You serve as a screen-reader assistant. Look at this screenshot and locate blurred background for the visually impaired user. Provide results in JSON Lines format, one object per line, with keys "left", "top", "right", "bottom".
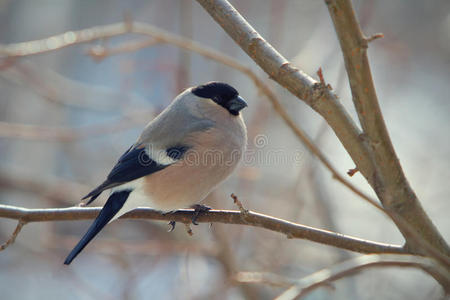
{"left": 0, "top": 0, "right": 449, "bottom": 299}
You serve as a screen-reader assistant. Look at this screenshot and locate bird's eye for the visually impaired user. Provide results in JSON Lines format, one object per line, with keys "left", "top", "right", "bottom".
{"left": 166, "top": 145, "right": 189, "bottom": 160}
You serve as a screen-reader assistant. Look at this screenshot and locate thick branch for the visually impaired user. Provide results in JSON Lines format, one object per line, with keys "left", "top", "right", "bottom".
{"left": 0, "top": 204, "right": 406, "bottom": 255}
{"left": 325, "top": 0, "right": 449, "bottom": 255}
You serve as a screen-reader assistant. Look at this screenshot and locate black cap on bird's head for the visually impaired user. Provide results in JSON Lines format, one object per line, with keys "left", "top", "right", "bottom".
{"left": 192, "top": 82, "right": 248, "bottom": 116}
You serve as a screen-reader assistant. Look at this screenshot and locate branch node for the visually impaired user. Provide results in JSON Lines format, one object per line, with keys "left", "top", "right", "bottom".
{"left": 366, "top": 33, "right": 384, "bottom": 43}
{"left": 231, "top": 193, "right": 249, "bottom": 216}
{"left": 248, "top": 37, "right": 264, "bottom": 55}
{"left": 347, "top": 167, "right": 359, "bottom": 177}
{"left": 312, "top": 68, "right": 334, "bottom": 102}
{"left": 317, "top": 67, "right": 325, "bottom": 86}
{"left": 278, "top": 62, "right": 299, "bottom": 79}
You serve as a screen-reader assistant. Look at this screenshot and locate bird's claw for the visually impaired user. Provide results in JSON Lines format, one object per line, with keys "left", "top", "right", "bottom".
{"left": 168, "top": 220, "right": 176, "bottom": 232}
{"left": 191, "top": 204, "right": 212, "bottom": 225}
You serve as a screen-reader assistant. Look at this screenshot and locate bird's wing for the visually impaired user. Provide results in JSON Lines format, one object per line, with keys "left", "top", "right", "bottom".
{"left": 82, "top": 144, "right": 189, "bottom": 204}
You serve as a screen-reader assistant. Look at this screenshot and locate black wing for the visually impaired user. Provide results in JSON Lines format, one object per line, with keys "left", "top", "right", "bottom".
{"left": 82, "top": 145, "right": 173, "bottom": 205}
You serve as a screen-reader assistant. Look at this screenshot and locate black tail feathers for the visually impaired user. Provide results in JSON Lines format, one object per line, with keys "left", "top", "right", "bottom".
{"left": 64, "top": 190, "right": 131, "bottom": 265}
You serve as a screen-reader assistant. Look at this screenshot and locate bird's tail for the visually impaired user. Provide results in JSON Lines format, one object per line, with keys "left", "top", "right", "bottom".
{"left": 64, "top": 190, "right": 131, "bottom": 265}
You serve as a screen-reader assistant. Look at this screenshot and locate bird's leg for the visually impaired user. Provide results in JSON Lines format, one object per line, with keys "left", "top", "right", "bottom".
{"left": 191, "top": 204, "right": 212, "bottom": 225}
{"left": 162, "top": 210, "right": 176, "bottom": 232}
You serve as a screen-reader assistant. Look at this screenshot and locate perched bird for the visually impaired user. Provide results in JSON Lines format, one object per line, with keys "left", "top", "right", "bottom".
{"left": 64, "top": 82, "right": 248, "bottom": 264}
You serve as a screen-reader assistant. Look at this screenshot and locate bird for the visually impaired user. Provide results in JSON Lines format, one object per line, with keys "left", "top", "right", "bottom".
{"left": 64, "top": 82, "right": 248, "bottom": 265}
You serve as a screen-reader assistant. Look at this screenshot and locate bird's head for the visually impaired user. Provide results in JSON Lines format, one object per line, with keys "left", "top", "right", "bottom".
{"left": 191, "top": 82, "right": 247, "bottom": 116}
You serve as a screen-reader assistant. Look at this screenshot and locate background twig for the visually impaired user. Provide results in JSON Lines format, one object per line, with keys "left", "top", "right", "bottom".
{"left": 275, "top": 254, "right": 450, "bottom": 300}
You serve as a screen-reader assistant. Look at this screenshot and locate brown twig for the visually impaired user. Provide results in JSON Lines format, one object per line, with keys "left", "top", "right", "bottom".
{"left": 275, "top": 254, "right": 450, "bottom": 300}
{"left": 325, "top": 0, "right": 449, "bottom": 255}
{"left": 366, "top": 33, "right": 384, "bottom": 43}
{"left": 0, "top": 204, "right": 407, "bottom": 255}
{"left": 87, "top": 38, "right": 162, "bottom": 62}
{"left": 0, "top": 170, "right": 86, "bottom": 205}
{"left": 234, "top": 272, "right": 300, "bottom": 288}
{"left": 0, "top": 109, "right": 151, "bottom": 141}
{"left": 231, "top": 193, "right": 248, "bottom": 215}
{"left": 0, "top": 61, "right": 137, "bottom": 111}
{"left": 0, "top": 219, "right": 27, "bottom": 251}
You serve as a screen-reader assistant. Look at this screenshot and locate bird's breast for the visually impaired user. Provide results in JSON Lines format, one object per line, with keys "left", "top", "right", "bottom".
{"left": 142, "top": 122, "right": 246, "bottom": 211}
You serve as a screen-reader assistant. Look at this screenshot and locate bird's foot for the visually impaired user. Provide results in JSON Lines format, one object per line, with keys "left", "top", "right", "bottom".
{"left": 162, "top": 210, "right": 176, "bottom": 232}
{"left": 191, "top": 204, "right": 212, "bottom": 225}
{"left": 168, "top": 220, "right": 176, "bottom": 232}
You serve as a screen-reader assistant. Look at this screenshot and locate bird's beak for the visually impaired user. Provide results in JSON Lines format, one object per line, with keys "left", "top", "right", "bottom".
{"left": 228, "top": 96, "right": 248, "bottom": 114}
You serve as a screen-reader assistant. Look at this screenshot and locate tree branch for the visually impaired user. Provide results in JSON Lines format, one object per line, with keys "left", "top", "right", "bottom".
{"left": 325, "top": 0, "right": 449, "bottom": 255}
{"left": 0, "top": 204, "right": 406, "bottom": 255}
{"left": 275, "top": 254, "right": 450, "bottom": 299}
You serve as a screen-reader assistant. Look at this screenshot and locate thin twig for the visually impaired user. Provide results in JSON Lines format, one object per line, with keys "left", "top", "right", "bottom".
{"left": 0, "top": 61, "right": 139, "bottom": 111}
{"left": 0, "top": 109, "right": 152, "bottom": 141}
{"left": 275, "top": 254, "right": 450, "bottom": 300}
{"left": 366, "top": 33, "right": 384, "bottom": 43}
{"left": 0, "top": 219, "right": 27, "bottom": 251}
{"left": 0, "top": 204, "right": 406, "bottom": 255}
{"left": 86, "top": 38, "right": 162, "bottom": 62}
{"left": 231, "top": 193, "right": 248, "bottom": 215}
{"left": 234, "top": 272, "right": 301, "bottom": 288}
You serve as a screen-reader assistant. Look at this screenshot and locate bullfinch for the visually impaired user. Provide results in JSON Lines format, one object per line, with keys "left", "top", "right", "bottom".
{"left": 64, "top": 82, "right": 248, "bottom": 264}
